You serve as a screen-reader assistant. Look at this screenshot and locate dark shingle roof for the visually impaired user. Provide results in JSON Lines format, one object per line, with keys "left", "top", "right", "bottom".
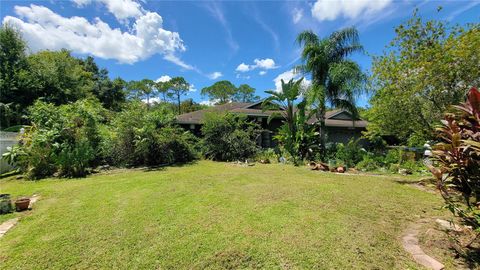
{"left": 176, "top": 102, "right": 367, "bottom": 128}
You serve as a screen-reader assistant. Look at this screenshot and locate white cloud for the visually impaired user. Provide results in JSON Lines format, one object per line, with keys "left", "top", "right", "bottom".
{"left": 273, "top": 69, "right": 311, "bottom": 92}
{"left": 189, "top": 84, "right": 197, "bottom": 92}
{"left": 155, "top": 75, "right": 171, "bottom": 83}
{"left": 163, "top": 54, "right": 194, "bottom": 70}
{"left": 311, "top": 0, "right": 392, "bottom": 21}
{"left": 259, "top": 71, "right": 267, "bottom": 76}
{"left": 254, "top": 58, "right": 277, "bottom": 69}
{"left": 236, "top": 63, "right": 250, "bottom": 72}
{"left": 72, "top": 0, "right": 144, "bottom": 21}
{"left": 235, "top": 58, "right": 278, "bottom": 73}
{"left": 208, "top": 72, "right": 222, "bottom": 80}
{"left": 292, "top": 8, "right": 303, "bottom": 24}
{"left": 200, "top": 99, "right": 219, "bottom": 106}
{"left": 142, "top": 97, "right": 162, "bottom": 104}
{"left": 3, "top": 4, "right": 186, "bottom": 65}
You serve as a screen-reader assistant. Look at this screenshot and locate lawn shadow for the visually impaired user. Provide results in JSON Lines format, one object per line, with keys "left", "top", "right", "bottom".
{"left": 393, "top": 177, "right": 438, "bottom": 193}
{"left": 141, "top": 160, "right": 198, "bottom": 172}
{"left": 462, "top": 246, "right": 480, "bottom": 269}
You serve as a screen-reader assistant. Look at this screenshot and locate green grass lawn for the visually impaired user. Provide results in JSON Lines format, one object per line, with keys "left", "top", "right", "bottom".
{"left": 0, "top": 161, "right": 444, "bottom": 269}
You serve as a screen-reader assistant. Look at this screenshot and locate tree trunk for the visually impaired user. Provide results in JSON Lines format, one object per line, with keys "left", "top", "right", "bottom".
{"left": 177, "top": 94, "right": 181, "bottom": 114}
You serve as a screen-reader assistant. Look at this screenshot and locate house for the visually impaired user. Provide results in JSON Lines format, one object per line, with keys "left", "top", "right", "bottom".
{"left": 176, "top": 101, "right": 368, "bottom": 148}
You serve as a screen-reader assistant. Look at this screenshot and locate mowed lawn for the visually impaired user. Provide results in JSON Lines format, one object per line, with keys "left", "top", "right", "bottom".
{"left": 0, "top": 161, "right": 443, "bottom": 269}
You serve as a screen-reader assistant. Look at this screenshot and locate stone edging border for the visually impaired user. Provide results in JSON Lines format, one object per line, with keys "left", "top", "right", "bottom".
{"left": 402, "top": 219, "right": 445, "bottom": 270}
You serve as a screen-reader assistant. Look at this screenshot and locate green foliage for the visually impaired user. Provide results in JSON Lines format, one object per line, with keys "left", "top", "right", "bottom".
{"left": 55, "top": 139, "right": 95, "bottom": 178}
{"left": 296, "top": 27, "right": 365, "bottom": 158}
{"left": 384, "top": 149, "right": 400, "bottom": 165}
{"left": 429, "top": 87, "right": 480, "bottom": 231}
{"left": 0, "top": 24, "right": 31, "bottom": 128}
{"left": 201, "top": 81, "right": 258, "bottom": 104}
{"left": 263, "top": 78, "right": 318, "bottom": 165}
{"left": 367, "top": 12, "right": 480, "bottom": 144}
{"left": 255, "top": 148, "right": 279, "bottom": 163}
{"left": 0, "top": 25, "right": 126, "bottom": 128}
{"left": 180, "top": 98, "right": 208, "bottom": 113}
{"left": 3, "top": 99, "right": 105, "bottom": 179}
{"left": 201, "top": 112, "right": 260, "bottom": 161}
{"left": 27, "top": 50, "right": 93, "bottom": 104}
{"left": 80, "top": 56, "right": 126, "bottom": 111}
{"left": 335, "top": 139, "right": 365, "bottom": 167}
{"left": 106, "top": 102, "right": 196, "bottom": 167}
{"left": 128, "top": 79, "right": 156, "bottom": 104}
{"left": 356, "top": 154, "right": 381, "bottom": 172}
{"left": 167, "top": 77, "right": 190, "bottom": 113}
{"left": 201, "top": 80, "right": 237, "bottom": 104}
{"left": 233, "top": 84, "right": 260, "bottom": 102}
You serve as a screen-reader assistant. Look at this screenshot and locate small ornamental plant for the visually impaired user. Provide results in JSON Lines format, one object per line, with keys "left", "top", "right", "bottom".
{"left": 428, "top": 87, "right": 480, "bottom": 235}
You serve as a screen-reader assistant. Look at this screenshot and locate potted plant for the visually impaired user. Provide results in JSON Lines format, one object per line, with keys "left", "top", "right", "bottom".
{"left": 15, "top": 197, "right": 30, "bottom": 212}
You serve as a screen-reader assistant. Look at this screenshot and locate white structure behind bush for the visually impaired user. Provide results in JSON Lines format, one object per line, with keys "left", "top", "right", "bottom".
{"left": 0, "top": 132, "right": 19, "bottom": 174}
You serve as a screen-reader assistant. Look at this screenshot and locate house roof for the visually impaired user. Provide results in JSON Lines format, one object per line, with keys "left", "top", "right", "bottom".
{"left": 176, "top": 102, "right": 367, "bottom": 128}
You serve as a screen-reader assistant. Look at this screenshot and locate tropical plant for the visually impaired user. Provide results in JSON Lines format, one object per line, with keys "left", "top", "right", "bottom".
{"left": 262, "top": 78, "right": 318, "bottom": 165}
{"left": 296, "top": 27, "right": 365, "bottom": 159}
{"left": 428, "top": 87, "right": 480, "bottom": 232}
{"left": 201, "top": 112, "right": 260, "bottom": 161}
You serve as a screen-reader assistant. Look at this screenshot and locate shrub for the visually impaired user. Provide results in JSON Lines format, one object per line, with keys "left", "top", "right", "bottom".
{"left": 384, "top": 149, "right": 400, "bottom": 165}
{"left": 255, "top": 148, "right": 278, "bottom": 163}
{"left": 201, "top": 112, "right": 260, "bottom": 161}
{"left": 108, "top": 102, "right": 196, "bottom": 166}
{"left": 335, "top": 139, "right": 365, "bottom": 167}
{"left": 356, "top": 154, "right": 380, "bottom": 171}
{"left": 323, "top": 142, "right": 338, "bottom": 161}
{"left": 4, "top": 100, "right": 199, "bottom": 179}
{"left": 428, "top": 87, "right": 480, "bottom": 231}
{"left": 55, "top": 139, "right": 95, "bottom": 177}
{"left": 3, "top": 99, "right": 105, "bottom": 179}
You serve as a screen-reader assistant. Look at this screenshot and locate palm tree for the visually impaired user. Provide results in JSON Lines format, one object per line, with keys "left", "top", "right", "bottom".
{"left": 296, "top": 27, "right": 365, "bottom": 159}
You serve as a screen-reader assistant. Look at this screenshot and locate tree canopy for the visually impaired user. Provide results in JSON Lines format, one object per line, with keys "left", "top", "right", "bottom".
{"left": 366, "top": 11, "right": 480, "bottom": 145}
{"left": 167, "top": 77, "right": 190, "bottom": 113}
{"left": 0, "top": 24, "right": 127, "bottom": 127}
{"left": 201, "top": 81, "right": 259, "bottom": 104}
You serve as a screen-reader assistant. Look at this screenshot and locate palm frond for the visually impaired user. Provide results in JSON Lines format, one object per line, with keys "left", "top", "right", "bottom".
{"left": 296, "top": 30, "right": 319, "bottom": 46}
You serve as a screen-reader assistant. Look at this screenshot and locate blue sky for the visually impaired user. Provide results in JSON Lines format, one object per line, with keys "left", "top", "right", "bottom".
{"left": 1, "top": 0, "right": 479, "bottom": 107}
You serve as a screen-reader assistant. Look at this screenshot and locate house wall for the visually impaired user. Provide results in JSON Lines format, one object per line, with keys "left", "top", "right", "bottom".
{"left": 179, "top": 119, "right": 366, "bottom": 148}
{"left": 325, "top": 127, "right": 366, "bottom": 145}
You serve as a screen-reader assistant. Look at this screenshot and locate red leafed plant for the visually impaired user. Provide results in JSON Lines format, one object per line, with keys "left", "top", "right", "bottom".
{"left": 428, "top": 87, "right": 480, "bottom": 232}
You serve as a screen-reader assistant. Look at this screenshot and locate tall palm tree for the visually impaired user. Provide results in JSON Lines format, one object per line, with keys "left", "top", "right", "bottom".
{"left": 296, "top": 27, "right": 365, "bottom": 159}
